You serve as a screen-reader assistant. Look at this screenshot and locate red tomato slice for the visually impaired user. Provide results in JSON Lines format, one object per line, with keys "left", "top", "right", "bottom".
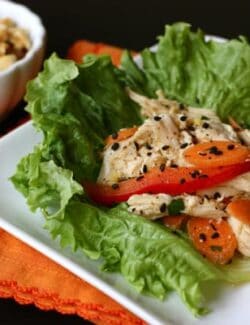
{"left": 84, "top": 161, "right": 250, "bottom": 205}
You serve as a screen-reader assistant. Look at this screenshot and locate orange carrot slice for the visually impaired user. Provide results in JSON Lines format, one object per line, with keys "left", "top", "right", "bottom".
{"left": 67, "top": 40, "right": 98, "bottom": 63}
{"left": 187, "top": 217, "right": 237, "bottom": 264}
{"left": 184, "top": 140, "right": 249, "bottom": 167}
{"left": 105, "top": 127, "right": 138, "bottom": 145}
{"left": 96, "top": 44, "right": 124, "bottom": 66}
{"left": 67, "top": 40, "right": 133, "bottom": 66}
{"left": 226, "top": 199, "right": 250, "bottom": 225}
{"left": 162, "top": 215, "right": 189, "bottom": 229}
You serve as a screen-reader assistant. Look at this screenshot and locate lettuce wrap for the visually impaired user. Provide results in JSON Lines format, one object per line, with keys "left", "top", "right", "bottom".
{"left": 11, "top": 23, "right": 250, "bottom": 316}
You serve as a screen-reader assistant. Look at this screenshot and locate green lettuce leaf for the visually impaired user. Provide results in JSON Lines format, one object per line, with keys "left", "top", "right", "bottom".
{"left": 11, "top": 147, "right": 83, "bottom": 219}
{"left": 121, "top": 22, "right": 250, "bottom": 128}
{"left": 45, "top": 202, "right": 222, "bottom": 315}
{"left": 220, "top": 256, "right": 250, "bottom": 283}
{"left": 25, "top": 53, "right": 141, "bottom": 181}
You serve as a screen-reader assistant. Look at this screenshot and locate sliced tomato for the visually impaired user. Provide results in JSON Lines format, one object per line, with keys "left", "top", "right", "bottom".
{"left": 84, "top": 161, "right": 250, "bottom": 205}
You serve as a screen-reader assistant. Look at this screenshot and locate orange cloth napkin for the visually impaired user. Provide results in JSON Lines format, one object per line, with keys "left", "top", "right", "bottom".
{"left": 0, "top": 42, "right": 145, "bottom": 325}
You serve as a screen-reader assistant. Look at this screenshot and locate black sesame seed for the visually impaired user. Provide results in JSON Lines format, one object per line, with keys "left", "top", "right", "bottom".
{"left": 201, "top": 116, "right": 209, "bottom": 120}
{"left": 227, "top": 144, "right": 235, "bottom": 150}
{"left": 190, "top": 170, "right": 200, "bottom": 178}
{"left": 202, "top": 122, "right": 210, "bottom": 129}
{"left": 209, "top": 146, "right": 217, "bottom": 153}
{"left": 213, "top": 192, "right": 221, "bottom": 200}
{"left": 147, "top": 152, "right": 152, "bottom": 156}
{"left": 209, "top": 146, "right": 223, "bottom": 156}
{"left": 111, "top": 142, "right": 120, "bottom": 151}
{"left": 180, "top": 143, "right": 188, "bottom": 149}
{"left": 179, "top": 178, "right": 186, "bottom": 184}
{"left": 142, "top": 164, "right": 148, "bottom": 173}
{"left": 160, "top": 164, "right": 166, "bottom": 172}
{"left": 199, "top": 233, "right": 207, "bottom": 242}
{"left": 111, "top": 132, "right": 118, "bottom": 139}
{"left": 154, "top": 116, "right": 161, "bottom": 121}
{"left": 145, "top": 143, "right": 153, "bottom": 150}
{"left": 179, "top": 103, "right": 186, "bottom": 110}
{"left": 134, "top": 141, "right": 139, "bottom": 150}
{"left": 180, "top": 115, "right": 187, "bottom": 121}
{"left": 162, "top": 145, "right": 170, "bottom": 150}
{"left": 136, "top": 175, "right": 144, "bottom": 181}
{"left": 211, "top": 232, "right": 220, "bottom": 239}
{"left": 111, "top": 183, "right": 119, "bottom": 189}
{"left": 170, "top": 163, "right": 178, "bottom": 168}
{"left": 160, "top": 203, "right": 167, "bottom": 213}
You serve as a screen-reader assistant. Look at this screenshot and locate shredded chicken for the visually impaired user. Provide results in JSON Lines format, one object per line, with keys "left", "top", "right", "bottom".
{"left": 127, "top": 193, "right": 226, "bottom": 220}
{"left": 223, "top": 172, "right": 250, "bottom": 193}
{"left": 197, "top": 172, "right": 250, "bottom": 200}
{"left": 128, "top": 89, "right": 238, "bottom": 143}
{"left": 99, "top": 92, "right": 242, "bottom": 185}
{"left": 239, "top": 129, "right": 250, "bottom": 146}
{"left": 128, "top": 89, "right": 181, "bottom": 117}
{"left": 228, "top": 217, "right": 250, "bottom": 257}
{"left": 98, "top": 114, "right": 191, "bottom": 184}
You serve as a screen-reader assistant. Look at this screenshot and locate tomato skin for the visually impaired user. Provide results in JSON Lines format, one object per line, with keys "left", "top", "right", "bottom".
{"left": 84, "top": 161, "right": 250, "bottom": 206}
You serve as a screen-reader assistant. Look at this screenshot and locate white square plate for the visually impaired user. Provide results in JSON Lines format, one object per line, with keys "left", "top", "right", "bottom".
{"left": 1, "top": 121, "right": 250, "bottom": 325}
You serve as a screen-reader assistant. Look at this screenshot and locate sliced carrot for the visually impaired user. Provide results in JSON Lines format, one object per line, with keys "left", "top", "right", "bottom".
{"left": 162, "top": 215, "right": 189, "bottom": 229}
{"left": 67, "top": 40, "right": 98, "bottom": 63}
{"left": 187, "top": 217, "right": 237, "bottom": 264}
{"left": 96, "top": 44, "right": 124, "bottom": 66}
{"left": 67, "top": 40, "right": 135, "bottom": 66}
{"left": 226, "top": 199, "right": 250, "bottom": 225}
{"left": 184, "top": 140, "right": 249, "bottom": 167}
{"left": 105, "top": 127, "right": 138, "bottom": 145}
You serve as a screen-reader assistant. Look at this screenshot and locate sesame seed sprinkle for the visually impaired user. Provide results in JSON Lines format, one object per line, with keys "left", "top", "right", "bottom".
{"left": 111, "top": 142, "right": 120, "bottom": 151}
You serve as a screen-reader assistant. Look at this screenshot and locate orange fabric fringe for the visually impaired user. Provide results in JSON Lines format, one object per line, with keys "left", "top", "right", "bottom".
{"left": 0, "top": 229, "right": 145, "bottom": 324}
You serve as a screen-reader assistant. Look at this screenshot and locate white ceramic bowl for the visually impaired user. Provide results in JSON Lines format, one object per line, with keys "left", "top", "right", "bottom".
{"left": 0, "top": 0, "right": 46, "bottom": 120}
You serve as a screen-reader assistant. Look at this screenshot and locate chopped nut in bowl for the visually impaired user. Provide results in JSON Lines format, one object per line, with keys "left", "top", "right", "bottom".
{"left": 0, "top": 17, "right": 31, "bottom": 71}
{"left": 0, "top": 0, "right": 46, "bottom": 120}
